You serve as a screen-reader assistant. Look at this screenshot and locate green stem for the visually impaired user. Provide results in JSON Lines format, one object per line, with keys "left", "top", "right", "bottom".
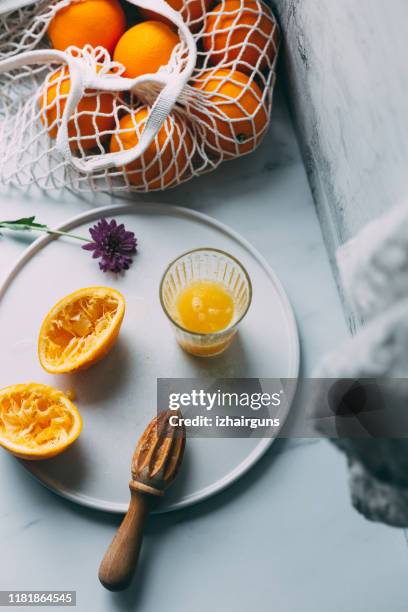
{"left": 41, "top": 227, "right": 89, "bottom": 242}
{"left": 0, "top": 223, "right": 89, "bottom": 242}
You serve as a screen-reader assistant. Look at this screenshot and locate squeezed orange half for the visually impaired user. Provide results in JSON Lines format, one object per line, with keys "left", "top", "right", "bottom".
{"left": 0, "top": 383, "right": 82, "bottom": 460}
{"left": 38, "top": 287, "right": 125, "bottom": 374}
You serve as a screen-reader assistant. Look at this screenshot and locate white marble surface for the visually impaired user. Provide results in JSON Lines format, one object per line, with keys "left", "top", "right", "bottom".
{"left": 274, "top": 0, "right": 408, "bottom": 323}
{"left": 0, "top": 86, "right": 406, "bottom": 611}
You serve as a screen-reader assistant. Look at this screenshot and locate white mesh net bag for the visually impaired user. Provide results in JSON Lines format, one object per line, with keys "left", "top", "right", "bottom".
{"left": 0, "top": 0, "right": 280, "bottom": 192}
{"left": 0, "top": 0, "right": 69, "bottom": 61}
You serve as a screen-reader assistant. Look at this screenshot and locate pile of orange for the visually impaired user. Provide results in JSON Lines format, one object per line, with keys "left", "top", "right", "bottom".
{"left": 40, "top": 0, "right": 279, "bottom": 186}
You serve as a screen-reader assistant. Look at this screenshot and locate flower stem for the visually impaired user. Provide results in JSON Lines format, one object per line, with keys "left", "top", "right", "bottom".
{"left": 41, "top": 228, "right": 89, "bottom": 242}
{"left": 0, "top": 223, "right": 89, "bottom": 242}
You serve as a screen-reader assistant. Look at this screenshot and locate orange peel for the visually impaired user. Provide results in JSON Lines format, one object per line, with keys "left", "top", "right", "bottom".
{"left": 38, "top": 287, "right": 125, "bottom": 374}
{"left": 0, "top": 383, "right": 82, "bottom": 460}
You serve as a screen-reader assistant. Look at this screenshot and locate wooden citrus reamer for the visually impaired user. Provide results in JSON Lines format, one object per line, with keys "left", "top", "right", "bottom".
{"left": 98, "top": 410, "right": 186, "bottom": 591}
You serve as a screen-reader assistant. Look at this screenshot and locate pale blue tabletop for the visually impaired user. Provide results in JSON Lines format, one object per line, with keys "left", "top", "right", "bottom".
{"left": 0, "top": 86, "right": 406, "bottom": 611}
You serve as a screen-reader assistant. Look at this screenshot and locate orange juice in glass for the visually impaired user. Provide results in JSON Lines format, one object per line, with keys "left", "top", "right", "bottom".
{"left": 160, "top": 248, "right": 252, "bottom": 357}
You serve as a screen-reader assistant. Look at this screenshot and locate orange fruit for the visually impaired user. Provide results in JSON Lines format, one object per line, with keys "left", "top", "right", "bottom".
{"left": 203, "top": 0, "right": 279, "bottom": 74}
{"left": 39, "top": 66, "right": 116, "bottom": 150}
{"left": 113, "top": 21, "right": 179, "bottom": 79}
{"left": 139, "top": 0, "right": 212, "bottom": 32}
{"left": 192, "top": 68, "right": 268, "bottom": 156}
{"left": 48, "top": 0, "right": 126, "bottom": 54}
{"left": 110, "top": 106, "right": 194, "bottom": 189}
{"left": 0, "top": 383, "right": 82, "bottom": 460}
{"left": 38, "top": 287, "right": 126, "bottom": 374}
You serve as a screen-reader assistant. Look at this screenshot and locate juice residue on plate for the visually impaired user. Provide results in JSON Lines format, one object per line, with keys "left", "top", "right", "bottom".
{"left": 176, "top": 281, "right": 234, "bottom": 334}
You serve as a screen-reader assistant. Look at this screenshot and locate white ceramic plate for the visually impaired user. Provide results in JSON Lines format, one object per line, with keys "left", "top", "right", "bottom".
{"left": 0, "top": 204, "right": 299, "bottom": 513}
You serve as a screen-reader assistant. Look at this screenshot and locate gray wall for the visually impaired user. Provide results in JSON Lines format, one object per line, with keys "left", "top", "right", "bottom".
{"left": 273, "top": 0, "right": 408, "bottom": 317}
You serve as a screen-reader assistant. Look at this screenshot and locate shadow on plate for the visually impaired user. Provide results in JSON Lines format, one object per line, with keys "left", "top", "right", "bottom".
{"left": 21, "top": 437, "right": 90, "bottom": 494}
{"left": 180, "top": 333, "right": 252, "bottom": 379}
{"left": 54, "top": 337, "right": 132, "bottom": 406}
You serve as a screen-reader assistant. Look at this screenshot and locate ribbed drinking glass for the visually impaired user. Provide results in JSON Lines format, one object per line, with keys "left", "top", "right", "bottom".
{"left": 160, "top": 248, "right": 252, "bottom": 357}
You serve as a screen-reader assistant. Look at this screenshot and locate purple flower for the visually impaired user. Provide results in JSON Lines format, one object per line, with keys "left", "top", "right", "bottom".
{"left": 82, "top": 218, "right": 137, "bottom": 273}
